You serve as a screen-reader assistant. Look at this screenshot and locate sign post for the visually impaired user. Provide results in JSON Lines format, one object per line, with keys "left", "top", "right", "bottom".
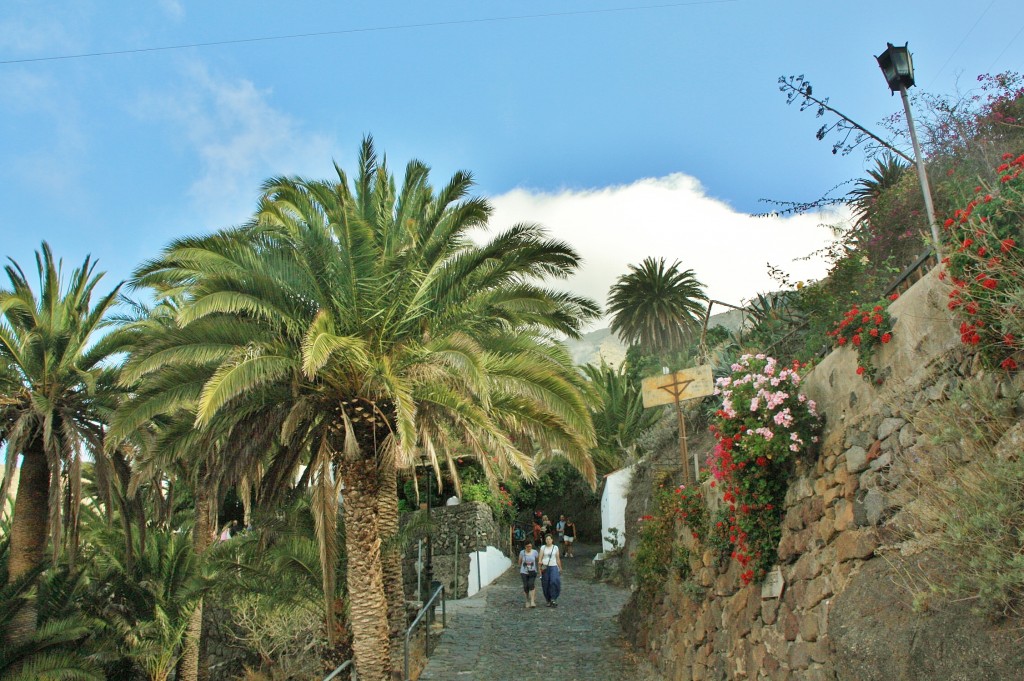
{"left": 641, "top": 365, "right": 714, "bottom": 485}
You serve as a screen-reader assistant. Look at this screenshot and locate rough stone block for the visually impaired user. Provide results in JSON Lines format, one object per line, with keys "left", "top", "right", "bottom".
{"left": 786, "top": 476, "right": 813, "bottom": 504}
{"left": 898, "top": 424, "right": 917, "bottom": 449}
{"left": 761, "top": 598, "right": 780, "bottom": 625}
{"left": 799, "top": 611, "right": 820, "bottom": 642}
{"left": 802, "top": 497, "right": 825, "bottom": 525}
{"left": 854, "top": 488, "right": 886, "bottom": 527}
{"left": 810, "top": 636, "right": 831, "bottom": 664}
{"left": 835, "top": 529, "right": 878, "bottom": 562}
{"left": 833, "top": 499, "right": 855, "bottom": 532}
{"left": 784, "top": 506, "right": 805, "bottom": 532}
{"left": 878, "top": 417, "right": 905, "bottom": 440}
{"left": 817, "top": 517, "right": 837, "bottom": 544}
{"left": 802, "top": 575, "right": 833, "bottom": 610}
{"left": 790, "top": 552, "right": 821, "bottom": 582}
{"left": 868, "top": 451, "right": 892, "bottom": 471}
{"left": 844, "top": 446, "right": 868, "bottom": 473}
{"left": 781, "top": 605, "right": 800, "bottom": 641}
{"left": 789, "top": 642, "right": 813, "bottom": 670}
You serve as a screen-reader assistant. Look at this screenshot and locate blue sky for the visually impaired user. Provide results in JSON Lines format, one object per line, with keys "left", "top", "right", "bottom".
{"left": 2, "top": 1, "right": 1023, "bottom": 323}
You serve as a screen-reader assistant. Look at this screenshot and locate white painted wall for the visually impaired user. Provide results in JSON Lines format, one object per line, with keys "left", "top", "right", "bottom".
{"left": 601, "top": 465, "right": 634, "bottom": 552}
{"left": 466, "top": 546, "right": 512, "bottom": 597}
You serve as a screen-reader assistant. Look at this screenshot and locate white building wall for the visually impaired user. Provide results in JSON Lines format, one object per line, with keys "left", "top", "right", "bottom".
{"left": 466, "top": 546, "right": 512, "bottom": 597}
{"left": 601, "top": 465, "right": 634, "bottom": 552}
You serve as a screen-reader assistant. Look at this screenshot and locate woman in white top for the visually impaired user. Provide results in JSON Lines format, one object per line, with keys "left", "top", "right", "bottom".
{"left": 539, "top": 534, "right": 563, "bottom": 607}
{"left": 518, "top": 541, "right": 539, "bottom": 608}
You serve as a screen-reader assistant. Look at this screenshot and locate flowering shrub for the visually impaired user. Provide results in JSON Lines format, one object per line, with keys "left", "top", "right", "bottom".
{"left": 632, "top": 485, "right": 682, "bottom": 602}
{"left": 941, "top": 152, "right": 1024, "bottom": 371}
{"left": 826, "top": 298, "right": 898, "bottom": 381}
{"left": 709, "top": 355, "right": 821, "bottom": 584}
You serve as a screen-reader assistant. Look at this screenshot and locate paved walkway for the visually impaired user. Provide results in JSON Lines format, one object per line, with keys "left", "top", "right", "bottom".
{"left": 418, "top": 544, "right": 643, "bottom": 681}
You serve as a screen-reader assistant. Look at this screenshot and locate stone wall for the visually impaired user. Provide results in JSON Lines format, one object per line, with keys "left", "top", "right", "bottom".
{"left": 402, "top": 500, "right": 505, "bottom": 600}
{"left": 623, "top": 268, "right": 1024, "bottom": 680}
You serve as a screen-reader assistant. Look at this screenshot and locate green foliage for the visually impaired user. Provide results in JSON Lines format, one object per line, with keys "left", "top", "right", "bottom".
{"left": 582, "top": 360, "right": 660, "bottom": 476}
{"left": 461, "top": 481, "right": 516, "bottom": 525}
{"left": 608, "top": 257, "right": 708, "bottom": 355}
{"left": 631, "top": 485, "right": 678, "bottom": 602}
{"left": 0, "top": 533, "right": 103, "bottom": 680}
{"left": 511, "top": 458, "right": 598, "bottom": 515}
{"left": 826, "top": 298, "right": 897, "bottom": 381}
{"left": 943, "top": 153, "right": 1024, "bottom": 371}
{"left": 900, "top": 374, "right": 1024, "bottom": 619}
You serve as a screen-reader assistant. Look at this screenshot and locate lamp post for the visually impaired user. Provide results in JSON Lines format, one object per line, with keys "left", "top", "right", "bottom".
{"left": 876, "top": 42, "right": 942, "bottom": 257}
{"left": 420, "top": 455, "right": 434, "bottom": 602}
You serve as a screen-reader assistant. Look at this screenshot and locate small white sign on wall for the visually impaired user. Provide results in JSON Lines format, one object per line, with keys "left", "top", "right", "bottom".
{"left": 761, "top": 566, "right": 785, "bottom": 599}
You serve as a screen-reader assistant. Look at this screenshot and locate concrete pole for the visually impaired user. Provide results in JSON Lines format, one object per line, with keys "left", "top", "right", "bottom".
{"left": 900, "top": 84, "right": 942, "bottom": 258}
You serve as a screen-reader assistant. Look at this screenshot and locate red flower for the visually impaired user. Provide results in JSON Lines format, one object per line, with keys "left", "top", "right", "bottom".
{"left": 1000, "top": 357, "right": 1018, "bottom": 371}
{"left": 869, "top": 328, "right": 879, "bottom": 337}
{"left": 1002, "top": 238, "right": 1016, "bottom": 253}
{"left": 1004, "top": 333, "right": 1016, "bottom": 346}
{"left": 856, "top": 366, "right": 865, "bottom": 375}
{"left": 852, "top": 334, "right": 862, "bottom": 346}
{"left": 881, "top": 333, "right": 892, "bottom": 344}
{"left": 982, "top": 279, "right": 998, "bottom": 290}
{"left": 888, "top": 293, "right": 900, "bottom": 301}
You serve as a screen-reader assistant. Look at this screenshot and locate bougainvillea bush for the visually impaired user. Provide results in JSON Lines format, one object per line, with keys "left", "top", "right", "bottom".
{"left": 709, "top": 355, "right": 821, "bottom": 584}
{"left": 942, "top": 152, "right": 1024, "bottom": 371}
{"left": 826, "top": 297, "right": 898, "bottom": 381}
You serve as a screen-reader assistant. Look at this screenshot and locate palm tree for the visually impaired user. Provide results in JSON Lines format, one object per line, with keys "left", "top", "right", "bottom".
{"left": 125, "top": 137, "right": 599, "bottom": 681}
{"left": 607, "top": 257, "right": 708, "bottom": 355}
{"left": 0, "top": 243, "right": 123, "bottom": 647}
{"left": 847, "top": 153, "right": 910, "bottom": 229}
{"left": 581, "top": 361, "right": 659, "bottom": 477}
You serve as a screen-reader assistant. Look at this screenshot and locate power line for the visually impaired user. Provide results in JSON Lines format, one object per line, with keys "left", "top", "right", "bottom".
{"left": 988, "top": 22, "right": 1024, "bottom": 72}
{"left": 929, "top": 0, "right": 996, "bottom": 85}
{"left": 0, "top": 0, "right": 738, "bottom": 66}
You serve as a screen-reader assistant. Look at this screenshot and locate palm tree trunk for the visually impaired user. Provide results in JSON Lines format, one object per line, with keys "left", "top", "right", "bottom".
{"left": 176, "top": 485, "right": 215, "bottom": 681}
{"left": 341, "top": 457, "right": 391, "bottom": 681}
{"left": 4, "top": 444, "right": 49, "bottom": 647}
{"left": 377, "top": 459, "right": 405, "bottom": 667}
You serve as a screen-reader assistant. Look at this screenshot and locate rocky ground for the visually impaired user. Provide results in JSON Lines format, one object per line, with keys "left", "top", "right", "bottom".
{"left": 416, "top": 543, "right": 662, "bottom": 681}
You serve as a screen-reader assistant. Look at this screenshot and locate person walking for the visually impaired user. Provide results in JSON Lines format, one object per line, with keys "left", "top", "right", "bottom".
{"left": 518, "top": 541, "right": 539, "bottom": 608}
{"left": 539, "top": 534, "right": 563, "bottom": 607}
{"left": 555, "top": 515, "right": 567, "bottom": 544}
{"left": 562, "top": 517, "right": 577, "bottom": 558}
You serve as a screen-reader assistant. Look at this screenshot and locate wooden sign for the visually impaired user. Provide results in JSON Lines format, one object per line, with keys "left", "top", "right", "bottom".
{"left": 641, "top": 365, "right": 714, "bottom": 408}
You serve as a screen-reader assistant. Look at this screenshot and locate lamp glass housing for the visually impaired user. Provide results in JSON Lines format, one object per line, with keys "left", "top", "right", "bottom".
{"left": 877, "top": 42, "right": 915, "bottom": 91}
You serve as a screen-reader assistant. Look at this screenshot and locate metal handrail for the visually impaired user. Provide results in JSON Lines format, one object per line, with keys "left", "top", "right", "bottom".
{"left": 404, "top": 583, "right": 447, "bottom": 681}
{"left": 883, "top": 247, "right": 937, "bottom": 298}
{"left": 323, "top": 659, "right": 356, "bottom": 681}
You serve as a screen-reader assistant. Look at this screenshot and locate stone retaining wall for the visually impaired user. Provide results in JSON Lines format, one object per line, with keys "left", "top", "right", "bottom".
{"left": 624, "top": 268, "right": 1024, "bottom": 680}
{"left": 402, "top": 500, "right": 504, "bottom": 600}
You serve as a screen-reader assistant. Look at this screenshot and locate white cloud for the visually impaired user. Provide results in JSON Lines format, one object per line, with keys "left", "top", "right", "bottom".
{"left": 136, "top": 62, "right": 336, "bottom": 226}
{"left": 487, "top": 175, "right": 848, "bottom": 327}
{"left": 158, "top": 0, "right": 185, "bottom": 20}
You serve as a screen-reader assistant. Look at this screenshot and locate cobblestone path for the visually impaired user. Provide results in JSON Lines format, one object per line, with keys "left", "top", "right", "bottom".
{"left": 418, "top": 544, "right": 643, "bottom": 681}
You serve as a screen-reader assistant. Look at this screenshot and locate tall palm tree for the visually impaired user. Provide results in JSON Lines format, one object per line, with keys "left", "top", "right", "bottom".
{"left": 125, "top": 137, "right": 599, "bottom": 681}
{"left": 0, "top": 243, "right": 123, "bottom": 647}
{"left": 607, "top": 257, "right": 708, "bottom": 355}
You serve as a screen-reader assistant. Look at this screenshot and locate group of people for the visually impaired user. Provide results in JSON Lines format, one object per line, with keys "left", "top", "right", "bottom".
{"left": 517, "top": 512, "right": 578, "bottom": 608}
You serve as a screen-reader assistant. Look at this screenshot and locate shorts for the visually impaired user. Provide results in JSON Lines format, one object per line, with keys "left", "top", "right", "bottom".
{"left": 563, "top": 536, "right": 575, "bottom": 543}
{"left": 521, "top": 571, "right": 537, "bottom": 591}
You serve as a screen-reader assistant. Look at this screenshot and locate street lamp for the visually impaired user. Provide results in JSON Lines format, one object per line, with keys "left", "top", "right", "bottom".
{"left": 420, "top": 454, "right": 434, "bottom": 602}
{"left": 876, "top": 42, "right": 942, "bottom": 257}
